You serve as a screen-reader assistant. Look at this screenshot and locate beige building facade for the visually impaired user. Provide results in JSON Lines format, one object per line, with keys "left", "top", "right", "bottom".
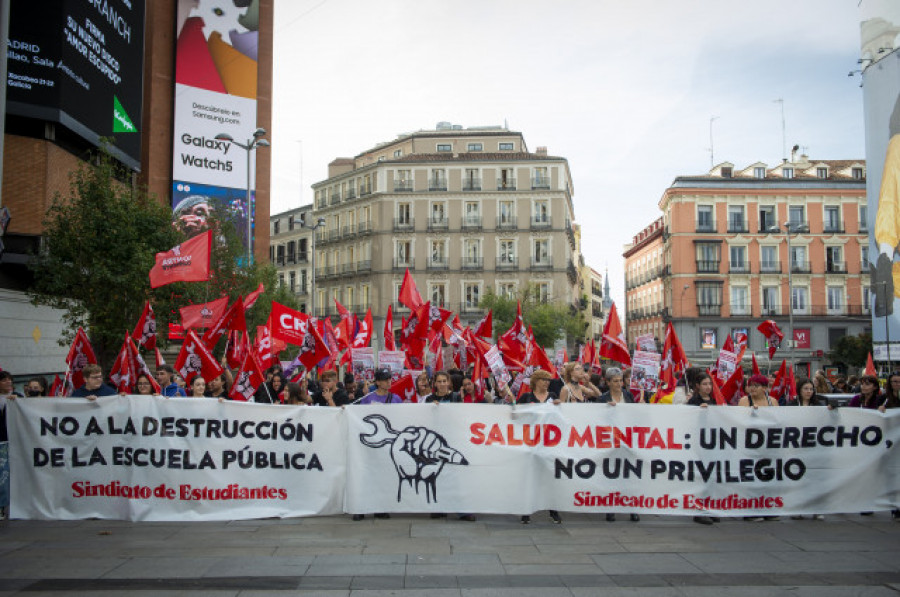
{"left": 270, "top": 205, "right": 314, "bottom": 311}
{"left": 308, "top": 124, "right": 582, "bottom": 343}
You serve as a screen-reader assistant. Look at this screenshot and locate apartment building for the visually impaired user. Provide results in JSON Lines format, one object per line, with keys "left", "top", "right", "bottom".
{"left": 270, "top": 204, "right": 314, "bottom": 312}
{"left": 308, "top": 123, "right": 582, "bottom": 340}
{"left": 625, "top": 155, "right": 870, "bottom": 375}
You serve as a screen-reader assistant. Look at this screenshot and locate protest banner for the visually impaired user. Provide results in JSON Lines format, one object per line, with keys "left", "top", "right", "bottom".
{"left": 350, "top": 348, "right": 376, "bottom": 383}
{"left": 630, "top": 351, "right": 661, "bottom": 393}
{"left": 377, "top": 350, "right": 406, "bottom": 381}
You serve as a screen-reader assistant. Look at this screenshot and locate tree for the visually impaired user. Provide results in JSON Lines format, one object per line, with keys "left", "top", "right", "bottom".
{"left": 480, "top": 286, "right": 587, "bottom": 348}
{"left": 828, "top": 332, "right": 872, "bottom": 371}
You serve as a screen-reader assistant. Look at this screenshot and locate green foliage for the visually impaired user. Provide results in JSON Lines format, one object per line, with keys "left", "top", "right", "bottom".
{"left": 479, "top": 285, "right": 587, "bottom": 348}
{"left": 828, "top": 332, "right": 872, "bottom": 370}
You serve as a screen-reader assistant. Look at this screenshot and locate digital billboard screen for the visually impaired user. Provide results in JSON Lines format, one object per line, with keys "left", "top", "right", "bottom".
{"left": 6, "top": 0, "right": 145, "bottom": 170}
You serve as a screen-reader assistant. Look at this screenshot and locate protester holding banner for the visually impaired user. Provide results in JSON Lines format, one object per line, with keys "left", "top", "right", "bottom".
{"left": 133, "top": 374, "right": 159, "bottom": 396}
{"left": 359, "top": 369, "right": 402, "bottom": 405}
{"left": 254, "top": 372, "right": 285, "bottom": 404}
{"left": 71, "top": 365, "right": 117, "bottom": 400}
{"left": 156, "top": 365, "right": 186, "bottom": 397}
{"left": 427, "top": 371, "right": 459, "bottom": 403}
{"left": 848, "top": 375, "right": 885, "bottom": 409}
{"left": 559, "top": 362, "right": 600, "bottom": 403}
{"left": 0, "top": 371, "right": 20, "bottom": 520}
{"left": 883, "top": 373, "right": 900, "bottom": 412}
{"left": 312, "top": 371, "right": 350, "bottom": 406}
{"left": 189, "top": 377, "right": 207, "bottom": 398}
{"left": 738, "top": 375, "right": 778, "bottom": 408}
{"left": 204, "top": 374, "right": 230, "bottom": 400}
{"left": 343, "top": 374, "right": 365, "bottom": 401}
{"left": 518, "top": 370, "right": 558, "bottom": 405}
{"left": 24, "top": 377, "right": 47, "bottom": 397}
{"left": 281, "top": 382, "right": 310, "bottom": 406}
{"left": 414, "top": 372, "right": 432, "bottom": 403}
{"left": 598, "top": 367, "right": 636, "bottom": 406}
{"left": 790, "top": 378, "right": 826, "bottom": 408}
{"left": 687, "top": 372, "right": 717, "bottom": 408}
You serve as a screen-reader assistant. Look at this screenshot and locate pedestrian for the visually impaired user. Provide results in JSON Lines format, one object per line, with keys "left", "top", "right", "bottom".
{"left": 517, "top": 369, "right": 562, "bottom": 525}
{"left": 352, "top": 368, "right": 400, "bottom": 521}
{"left": 0, "top": 371, "right": 22, "bottom": 520}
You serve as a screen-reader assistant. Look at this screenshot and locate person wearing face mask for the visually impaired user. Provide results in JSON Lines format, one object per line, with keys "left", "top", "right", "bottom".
{"left": 24, "top": 377, "right": 47, "bottom": 397}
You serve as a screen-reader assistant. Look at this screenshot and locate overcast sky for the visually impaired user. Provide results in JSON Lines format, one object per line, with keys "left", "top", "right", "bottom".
{"left": 269, "top": 0, "right": 866, "bottom": 309}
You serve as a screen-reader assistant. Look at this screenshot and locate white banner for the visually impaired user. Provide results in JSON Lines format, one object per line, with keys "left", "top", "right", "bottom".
{"left": 8, "top": 397, "right": 346, "bottom": 521}
{"left": 9, "top": 401, "right": 900, "bottom": 520}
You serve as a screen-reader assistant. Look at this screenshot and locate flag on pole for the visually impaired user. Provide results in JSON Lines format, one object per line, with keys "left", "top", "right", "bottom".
{"left": 384, "top": 305, "right": 396, "bottom": 350}
{"left": 65, "top": 327, "right": 97, "bottom": 390}
{"left": 398, "top": 268, "right": 424, "bottom": 310}
{"left": 149, "top": 230, "right": 212, "bottom": 288}
{"left": 599, "top": 302, "right": 631, "bottom": 366}
{"left": 174, "top": 329, "right": 223, "bottom": 385}
{"left": 131, "top": 301, "right": 157, "bottom": 351}
{"left": 757, "top": 320, "right": 784, "bottom": 360}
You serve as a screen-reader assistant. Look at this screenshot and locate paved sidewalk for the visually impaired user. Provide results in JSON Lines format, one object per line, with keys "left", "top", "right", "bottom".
{"left": 1, "top": 512, "right": 899, "bottom": 596}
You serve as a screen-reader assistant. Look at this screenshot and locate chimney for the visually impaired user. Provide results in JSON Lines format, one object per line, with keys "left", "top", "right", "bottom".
{"left": 536, "top": 146, "right": 547, "bottom": 156}
{"left": 790, "top": 144, "right": 799, "bottom": 163}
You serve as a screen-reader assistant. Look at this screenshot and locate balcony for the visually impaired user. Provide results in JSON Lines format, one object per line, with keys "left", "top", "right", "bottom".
{"left": 496, "top": 216, "right": 518, "bottom": 230}
{"left": 356, "top": 260, "right": 371, "bottom": 272}
{"left": 826, "top": 261, "right": 848, "bottom": 274}
{"left": 346, "top": 189, "right": 357, "bottom": 200}
{"left": 339, "top": 262, "right": 356, "bottom": 275}
{"left": 729, "top": 303, "right": 751, "bottom": 316}
{"left": 497, "top": 178, "right": 517, "bottom": 191}
{"left": 462, "top": 257, "right": 484, "bottom": 270}
{"left": 496, "top": 257, "right": 518, "bottom": 271}
{"left": 530, "top": 216, "right": 551, "bottom": 230}
{"left": 727, "top": 222, "right": 748, "bottom": 234}
{"left": 429, "top": 179, "right": 448, "bottom": 192}
{"left": 427, "top": 259, "right": 449, "bottom": 271}
{"left": 695, "top": 224, "right": 716, "bottom": 233}
{"left": 787, "top": 219, "right": 808, "bottom": 231}
{"left": 360, "top": 184, "right": 372, "bottom": 196}
{"left": 532, "top": 177, "right": 550, "bottom": 190}
{"left": 530, "top": 258, "right": 553, "bottom": 271}
{"left": 696, "top": 260, "right": 720, "bottom": 273}
{"left": 275, "top": 255, "right": 285, "bottom": 266}
{"left": 565, "top": 222, "right": 576, "bottom": 249}
{"left": 357, "top": 221, "right": 373, "bottom": 235}
{"left": 314, "top": 230, "right": 327, "bottom": 244}
{"left": 329, "top": 193, "right": 341, "bottom": 206}
{"left": 760, "top": 306, "right": 782, "bottom": 317}
{"left": 393, "top": 218, "right": 415, "bottom": 232}
{"left": 567, "top": 260, "right": 578, "bottom": 285}
{"left": 823, "top": 223, "right": 844, "bottom": 234}
{"left": 462, "top": 216, "right": 482, "bottom": 231}
{"left": 759, "top": 262, "right": 782, "bottom": 274}
{"left": 790, "top": 261, "right": 812, "bottom": 274}
{"left": 394, "top": 180, "right": 414, "bottom": 192}
{"left": 698, "top": 304, "right": 722, "bottom": 316}
{"left": 460, "top": 301, "right": 482, "bottom": 313}
{"left": 463, "top": 178, "right": 482, "bottom": 191}
{"left": 428, "top": 218, "right": 449, "bottom": 232}
{"left": 729, "top": 262, "right": 750, "bottom": 274}
{"left": 341, "top": 224, "right": 355, "bottom": 237}
{"left": 392, "top": 258, "right": 414, "bottom": 272}
{"left": 295, "top": 285, "right": 309, "bottom": 297}
{"left": 297, "top": 253, "right": 309, "bottom": 264}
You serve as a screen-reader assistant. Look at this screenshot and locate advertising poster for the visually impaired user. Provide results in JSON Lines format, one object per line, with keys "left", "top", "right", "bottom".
{"left": 6, "top": 0, "right": 145, "bottom": 169}
{"left": 701, "top": 328, "right": 717, "bottom": 350}
{"left": 172, "top": 0, "right": 261, "bottom": 251}
{"left": 630, "top": 350, "right": 660, "bottom": 393}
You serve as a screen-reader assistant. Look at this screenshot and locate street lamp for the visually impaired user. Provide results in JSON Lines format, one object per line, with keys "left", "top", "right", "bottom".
{"left": 302, "top": 215, "right": 326, "bottom": 317}
{"left": 214, "top": 128, "right": 269, "bottom": 266}
{"left": 771, "top": 221, "right": 808, "bottom": 371}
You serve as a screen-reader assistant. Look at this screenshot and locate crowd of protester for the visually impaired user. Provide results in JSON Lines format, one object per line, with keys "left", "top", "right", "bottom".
{"left": 0, "top": 360, "right": 897, "bottom": 523}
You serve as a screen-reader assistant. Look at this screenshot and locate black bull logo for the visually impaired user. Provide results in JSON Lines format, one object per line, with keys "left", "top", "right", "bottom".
{"left": 359, "top": 414, "right": 468, "bottom": 503}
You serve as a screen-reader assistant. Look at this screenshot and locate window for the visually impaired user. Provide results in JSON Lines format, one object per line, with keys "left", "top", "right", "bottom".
{"left": 721, "top": 166, "right": 733, "bottom": 178}
{"left": 467, "top": 143, "right": 483, "bottom": 152}
{"left": 695, "top": 242, "right": 719, "bottom": 273}
{"left": 396, "top": 240, "right": 412, "bottom": 265}
{"left": 791, "top": 287, "right": 809, "bottom": 314}
{"left": 278, "top": 273, "right": 285, "bottom": 287}
{"left": 289, "top": 272, "right": 296, "bottom": 292}
{"left": 464, "top": 283, "right": 481, "bottom": 309}
{"left": 696, "top": 205, "right": 714, "bottom": 232}
{"left": 535, "top": 283, "right": 550, "bottom": 303}
{"left": 762, "top": 286, "right": 779, "bottom": 315}
{"left": 817, "top": 167, "right": 828, "bottom": 178}
{"left": 345, "top": 287, "right": 354, "bottom": 309}
{"left": 783, "top": 167, "right": 794, "bottom": 179}
{"left": 730, "top": 286, "right": 748, "bottom": 315}
{"left": 436, "top": 144, "right": 451, "bottom": 152}
{"left": 862, "top": 245, "right": 870, "bottom": 268}
{"left": 288, "top": 216, "right": 295, "bottom": 231}
{"left": 431, "top": 202, "right": 446, "bottom": 223}
{"left": 534, "top": 239, "right": 550, "bottom": 264}
{"left": 430, "top": 168, "right": 447, "bottom": 191}
{"left": 498, "top": 167, "right": 515, "bottom": 190}
{"left": 754, "top": 167, "right": 766, "bottom": 179}
{"left": 397, "top": 202, "right": 411, "bottom": 226}
{"left": 273, "top": 219, "right": 280, "bottom": 235}
{"left": 430, "top": 240, "right": 447, "bottom": 266}
{"left": 499, "top": 142, "right": 514, "bottom": 151}
{"left": 533, "top": 200, "right": 549, "bottom": 225}
{"left": 393, "top": 149, "right": 402, "bottom": 158}
{"left": 852, "top": 167, "right": 864, "bottom": 180}
{"left": 463, "top": 239, "right": 481, "bottom": 268}
{"left": 790, "top": 246, "right": 808, "bottom": 272}
{"left": 361, "top": 285, "right": 370, "bottom": 308}
{"left": 788, "top": 206, "right": 805, "bottom": 228}
{"left": 464, "top": 168, "right": 481, "bottom": 191}
{"left": 499, "top": 239, "right": 516, "bottom": 266}
{"left": 760, "top": 246, "right": 778, "bottom": 272}
{"left": 276, "top": 244, "right": 285, "bottom": 265}
{"left": 464, "top": 201, "right": 481, "bottom": 227}
{"left": 828, "top": 327, "right": 848, "bottom": 349}
{"left": 300, "top": 269, "right": 308, "bottom": 293}
{"left": 759, "top": 205, "right": 775, "bottom": 232}
{"left": 533, "top": 166, "right": 549, "bottom": 189}
{"left": 696, "top": 282, "right": 722, "bottom": 316}
{"left": 827, "top": 286, "right": 844, "bottom": 313}
{"left": 863, "top": 287, "right": 871, "bottom": 313}
{"left": 729, "top": 245, "right": 747, "bottom": 272}
{"left": 826, "top": 246, "right": 844, "bottom": 272}
{"left": 499, "top": 201, "right": 515, "bottom": 227}
{"left": 287, "top": 240, "right": 296, "bottom": 263}
{"left": 498, "top": 282, "right": 516, "bottom": 299}
{"left": 395, "top": 169, "right": 412, "bottom": 191}
{"left": 431, "top": 283, "right": 446, "bottom": 307}
{"left": 824, "top": 206, "right": 841, "bottom": 232}
{"left": 727, "top": 206, "right": 745, "bottom": 232}
{"left": 860, "top": 206, "right": 868, "bottom": 232}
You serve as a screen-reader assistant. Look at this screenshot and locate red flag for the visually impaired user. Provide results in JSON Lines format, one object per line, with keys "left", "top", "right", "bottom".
{"left": 786, "top": 364, "right": 798, "bottom": 401}
{"left": 400, "top": 302, "right": 430, "bottom": 362}
{"left": 225, "top": 330, "right": 249, "bottom": 370}
{"left": 499, "top": 302, "right": 528, "bottom": 363}
{"left": 243, "top": 283, "right": 265, "bottom": 311}
{"left": 865, "top": 353, "right": 877, "bottom": 376}
{"left": 474, "top": 310, "right": 493, "bottom": 339}
{"left": 334, "top": 298, "right": 351, "bottom": 321}
{"left": 399, "top": 268, "right": 424, "bottom": 310}
{"left": 130, "top": 338, "right": 161, "bottom": 393}
{"left": 131, "top": 301, "right": 157, "bottom": 351}
{"left": 527, "top": 335, "right": 557, "bottom": 377}
{"left": 434, "top": 345, "right": 445, "bottom": 371}
{"left": 230, "top": 351, "right": 265, "bottom": 402}
{"left": 180, "top": 296, "right": 229, "bottom": 330}
{"left": 661, "top": 322, "right": 689, "bottom": 377}
{"left": 149, "top": 229, "right": 212, "bottom": 288}
{"left": 351, "top": 309, "right": 374, "bottom": 348}
{"left": 757, "top": 320, "right": 784, "bottom": 360}
{"left": 721, "top": 366, "right": 745, "bottom": 406}
{"left": 390, "top": 373, "right": 417, "bottom": 403}
{"left": 733, "top": 331, "right": 748, "bottom": 359}
{"left": 201, "top": 296, "right": 246, "bottom": 350}
{"left": 270, "top": 301, "right": 314, "bottom": 346}
{"left": 110, "top": 333, "right": 137, "bottom": 393}
{"left": 49, "top": 374, "right": 63, "bottom": 397}
{"left": 155, "top": 346, "right": 166, "bottom": 369}
{"left": 599, "top": 303, "right": 631, "bottom": 366}
{"left": 65, "top": 327, "right": 97, "bottom": 390}
{"left": 751, "top": 352, "right": 761, "bottom": 375}
{"left": 384, "top": 305, "right": 396, "bottom": 350}
{"left": 296, "top": 322, "right": 331, "bottom": 370}
{"left": 174, "top": 330, "right": 223, "bottom": 385}
{"left": 769, "top": 360, "right": 788, "bottom": 400}
{"left": 707, "top": 370, "right": 727, "bottom": 406}
{"left": 255, "top": 325, "right": 275, "bottom": 369}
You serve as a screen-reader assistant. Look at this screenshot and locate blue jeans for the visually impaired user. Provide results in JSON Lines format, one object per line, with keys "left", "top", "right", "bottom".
{"left": 0, "top": 442, "right": 9, "bottom": 508}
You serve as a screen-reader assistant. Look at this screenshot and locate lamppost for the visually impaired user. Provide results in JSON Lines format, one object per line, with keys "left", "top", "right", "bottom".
{"left": 772, "top": 221, "right": 808, "bottom": 370}
{"left": 214, "top": 128, "right": 269, "bottom": 266}
{"left": 302, "top": 215, "right": 326, "bottom": 317}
